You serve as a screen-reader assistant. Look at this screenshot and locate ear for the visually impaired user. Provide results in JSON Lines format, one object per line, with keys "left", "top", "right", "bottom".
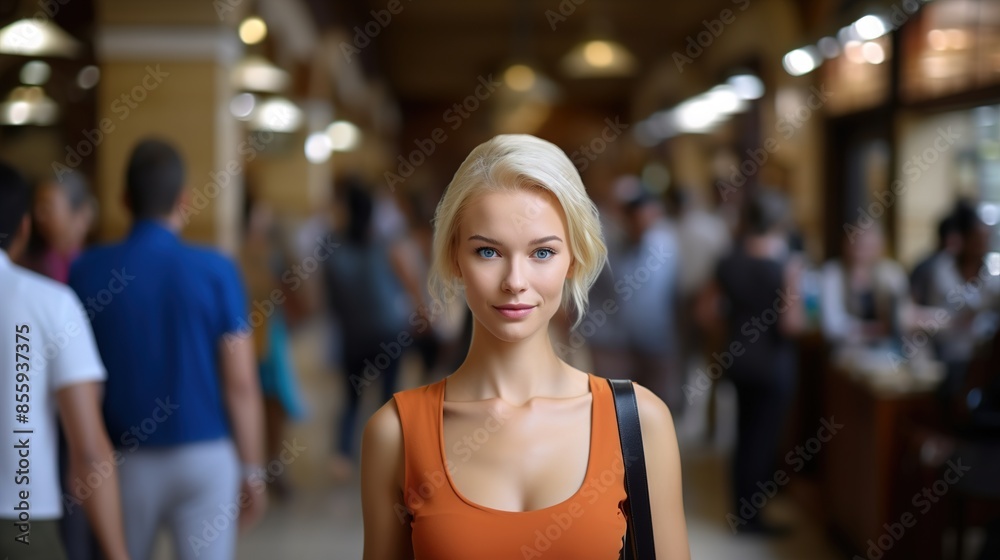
{"left": 177, "top": 187, "right": 192, "bottom": 210}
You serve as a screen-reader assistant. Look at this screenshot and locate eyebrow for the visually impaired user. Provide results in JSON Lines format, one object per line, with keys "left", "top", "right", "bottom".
{"left": 467, "top": 234, "right": 563, "bottom": 246}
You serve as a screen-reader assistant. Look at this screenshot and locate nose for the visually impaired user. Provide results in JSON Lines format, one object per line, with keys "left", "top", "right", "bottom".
{"left": 501, "top": 260, "right": 527, "bottom": 295}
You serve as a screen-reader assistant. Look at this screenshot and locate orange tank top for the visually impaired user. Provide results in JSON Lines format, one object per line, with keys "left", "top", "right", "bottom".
{"left": 392, "top": 372, "right": 628, "bottom": 559}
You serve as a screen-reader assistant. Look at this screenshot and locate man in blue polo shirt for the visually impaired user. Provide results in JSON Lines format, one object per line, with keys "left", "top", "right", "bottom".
{"left": 69, "top": 138, "right": 266, "bottom": 560}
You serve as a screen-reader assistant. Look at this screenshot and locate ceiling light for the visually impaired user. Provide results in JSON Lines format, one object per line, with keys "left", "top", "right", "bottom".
{"left": 673, "top": 97, "right": 722, "bottom": 133}
{"left": 861, "top": 41, "right": 886, "bottom": 64}
{"left": 979, "top": 202, "right": 999, "bottom": 226}
{"left": 0, "top": 86, "right": 58, "bottom": 125}
{"left": 706, "top": 85, "right": 746, "bottom": 114}
{"left": 326, "top": 120, "right": 360, "bottom": 151}
{"left": 239, "top": 17, "right": 267, "bottom": 45}
{"left": 561, "top": 39, "right": 636, "bottom": 78}
{"left": 20, "top": 61, "right": 50, "bottom": 85}
{"left": 504, "top": 64, "right": 537, "bottom": 92}
{"left": 250, "top": 97, "right": 301, "bottom": 132}
{"left": 229, "top": 93, "right": 256, "bottom": 120}
{"left": 305, "top": 132, "right": 332, "bottom": 163}
{"left": 0, "top": 19, "right": 80, "bottom": 57}
{"left": 986, "top": 252, "right": 999, "bottom": 276}
{"left": 783, "top": 47, "right": 820, "bottom": 76}
{"left": 854, "top": 15, "right": 888, "bottom": 41}
{"left": 76, "top": 65, "right": 100, "bottom": 89}
{"left": 232, "top": 56, "right": 289, "bottom": 93}
{"left": 726, "top": 74, "right": 764, "bottom": 100}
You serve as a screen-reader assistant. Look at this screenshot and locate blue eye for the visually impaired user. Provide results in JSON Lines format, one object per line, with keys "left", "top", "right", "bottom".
{"left": 475, "top": 247, "right": 498, "bottom": 259}
{"left": 535, "top": 248, "right": 555, "bottom": 260}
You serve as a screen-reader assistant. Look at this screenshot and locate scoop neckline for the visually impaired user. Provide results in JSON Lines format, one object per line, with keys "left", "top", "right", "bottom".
{"left": 436, "top": 372, "right": 598, "bottom": 515}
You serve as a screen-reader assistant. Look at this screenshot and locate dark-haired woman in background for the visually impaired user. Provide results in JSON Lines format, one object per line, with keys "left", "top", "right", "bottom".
{"left": 21, "top": 171, "right": 96, "bottom": 283}
{"left": 322, "top": 177, "right": 417, "bottom": 483}
{"left": 698, "top": 190, "right": 806, "bottom": 536}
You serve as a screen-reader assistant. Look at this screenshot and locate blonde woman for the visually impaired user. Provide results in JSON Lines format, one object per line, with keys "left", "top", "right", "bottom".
{"left": 360, "top": 135, "right": 689, "bottom": 559}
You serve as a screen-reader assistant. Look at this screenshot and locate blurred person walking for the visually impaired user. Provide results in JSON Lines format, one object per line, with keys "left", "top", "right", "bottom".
{"left": 667, "top": 185, "right": 733, "bottom": 435}
{"left": 15, "top": 170, "right": 105, "bottom": 560}
{"left": 820, "top": 223, "right": 910, "bottom": 351}
{"left": 68, "top": 139, "right": 267, "bottom": 560}
{"left": 701, "top": 190, "right": 806, "bottom": 536}
{"left": 321, "top": 176, "right": 415, "bottom": 482}
{"left": 925, "top": 200, "right": 1000, "bottom": 402}
{"left": 20, "top": 170, "right": 96, "bottom": 283}
{"left": 0, "top": 162, "right": 129, "bottom": 560}
{"left": 399, "top": 189, "right": 466, "bottom": 383}
{"left": 910, "top": 210, "right": 963, "bottom": 306}
{"left": 590, "top": 177, "right": 684, "bottom": 414}
{"left": 239, "top": 197, "right": 307, "bottom": 500}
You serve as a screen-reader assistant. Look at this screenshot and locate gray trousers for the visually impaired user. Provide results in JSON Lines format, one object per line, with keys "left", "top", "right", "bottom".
{"left": 119, "top": 438, "right": 241, "bottom": 560}
{"left": 0, "top": 519, "right": 67, "bottom": 560}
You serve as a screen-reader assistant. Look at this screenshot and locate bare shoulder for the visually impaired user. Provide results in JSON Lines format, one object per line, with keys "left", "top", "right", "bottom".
{"left": 632, "top": 382, "right": 676, "bottom": 436}
{"left": 361, "top": 398, "right": 406, "bottom": 488}
{"left": 363, "top": 398, "right": 404, "bottom": 458}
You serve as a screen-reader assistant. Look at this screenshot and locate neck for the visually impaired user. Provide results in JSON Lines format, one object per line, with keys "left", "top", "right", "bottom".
{"left": 140, "top": 212, "right": 182, "bottom": 233}
{"left": 450, "top": 317, "right": 573, "bottom": 404}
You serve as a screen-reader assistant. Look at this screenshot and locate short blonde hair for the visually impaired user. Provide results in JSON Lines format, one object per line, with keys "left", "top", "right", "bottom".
{"left": 427, "top": 134, "right": 608, "bottom": 331}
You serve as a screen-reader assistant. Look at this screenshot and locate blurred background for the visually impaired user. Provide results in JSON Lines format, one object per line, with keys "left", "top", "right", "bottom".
{"left": 2, "top": 0, "right": 1000, "bottom": 558}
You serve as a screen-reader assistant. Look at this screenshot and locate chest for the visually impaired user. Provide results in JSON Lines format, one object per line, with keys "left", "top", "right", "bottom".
{"left": 441, "top": 398, "right": 593, "bottom": 513}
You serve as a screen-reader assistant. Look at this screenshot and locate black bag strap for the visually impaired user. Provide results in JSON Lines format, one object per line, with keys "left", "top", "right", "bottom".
{"left": 607, "top": 378, "right": 656, "bottom": 560}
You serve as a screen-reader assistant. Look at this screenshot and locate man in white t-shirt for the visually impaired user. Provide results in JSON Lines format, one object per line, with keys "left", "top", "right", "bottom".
{"left": 0, "top": 162, "right": 129, "bottom": 560}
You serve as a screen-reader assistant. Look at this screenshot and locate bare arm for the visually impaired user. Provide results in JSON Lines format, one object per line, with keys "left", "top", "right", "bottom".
{"left": 779, "top": 256, "right": 807, "bottom": 336}
{"left": 56, "top": 382, "right": 130, "bottom": 560}
{"left": 219, "top": 334, "right": 267, "bottom": 530}
{"left": 361, "top": 400, "right": 414, "bottom": 560}
{"left": 634, "top": 384, "right": 690, "bottom": 560}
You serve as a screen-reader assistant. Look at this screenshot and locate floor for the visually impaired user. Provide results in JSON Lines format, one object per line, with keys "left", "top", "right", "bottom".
{"left": 151, "top": 320, "right": 846, "bottom": 559}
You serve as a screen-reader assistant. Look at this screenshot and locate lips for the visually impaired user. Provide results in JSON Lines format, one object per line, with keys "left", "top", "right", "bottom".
{"left": 493, "top": 304, "right": 536, "bottom": 319}
{"left": 495, "top": 304, "right": 534, "bottom": 310}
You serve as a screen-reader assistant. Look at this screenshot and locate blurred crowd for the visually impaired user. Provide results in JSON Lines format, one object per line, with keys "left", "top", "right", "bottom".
{"left": 1, "top": 133, "right": 999, "bottom": 559}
